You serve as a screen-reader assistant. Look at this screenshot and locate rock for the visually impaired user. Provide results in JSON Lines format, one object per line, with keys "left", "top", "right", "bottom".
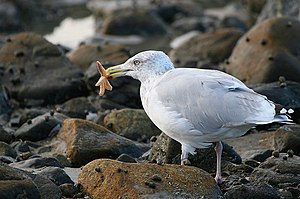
{"left": 223, "top": 17, "right": 300, "bottom": 84}
{"left": 241, "top": 149, "right": 273, "bottom": 162}
{"left": 0, "top": 179, "right": 41, "bottom": 199}
{"left": 171, "top": 17, "right": 216, "bottom": 35}
{"left": 0, "top": 141, "right": 17, "bottom": 158}
{"left": 57, "top": 97, "right": 96, "bottom": 119}
{"left": 0, "top": 86, "right": 11, "bottom": 115}
{"left": 68, "top": 43, "right": 130, "bottom": 71}
{"left": 224, "top": 182, "right": 280, "bottom": 199}
{"left": 32, "top": 174, "right": 62, "bottom": 199}
{"left": 0, "top": 1, "right": 21, "bottom": 32}
{"left": 104, "top": 108, "right": 161, "bottom": 142}
{"left": 57, "top": 118, "right": 149, "bottom": 166}
{"left": 253, "top": 81, "right": 300, "bottom": 123}
{"left": 14, "top": 112, "right": 68, "bottom": 141}
{"left": 34, "top": 167, "right": 73, "bottom": 186}
{"left": 148, "top": 133, "right": 241, "bottom": 173}
{"left": 0, "top": 162, "right": 29, "bottom": 180}
{"left": 101, "top": 9, "right": 168, "bottom": 36}
{"left": 59, "top": 183, "right": 78, "bottom": 198}
{"left": 169, "top": 28, "right": 243, "bottom": 68}
{"left": 78, "top": 159, "right": 222, "bottom": 199}
{"left": 0, "top": 125, "right": 12, "bottom": 143}
{"left": 273, "top": 125, "right": 300, "bottom": 155}
{"left": 116, "top": 154, "right": 137, "bottom": 163}
{"left": 10, "top": 157, "right": 63, "bottom": 170}
{"left": 85, "top": 61, "right": 142, "bottom": 108}
{"left": 257, "top": 0, "right": 300, "bottom": 23}
{"left": 0, "top": 32, "right": 88, "bottom": 106}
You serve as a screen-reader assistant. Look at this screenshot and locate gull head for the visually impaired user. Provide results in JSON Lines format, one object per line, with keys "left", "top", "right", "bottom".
{"left": 105, "top": 50, "right": 174, "bottom": 82}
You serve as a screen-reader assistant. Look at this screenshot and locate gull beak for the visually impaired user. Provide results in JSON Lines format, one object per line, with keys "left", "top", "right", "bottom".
{"left": 106, "top": 65, "right": 132, "bottom": 79}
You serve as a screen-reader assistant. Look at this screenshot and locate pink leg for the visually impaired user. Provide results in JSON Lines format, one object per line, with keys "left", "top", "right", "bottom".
{"left": 214, "top": 141, "right": 223, "bottom": 184}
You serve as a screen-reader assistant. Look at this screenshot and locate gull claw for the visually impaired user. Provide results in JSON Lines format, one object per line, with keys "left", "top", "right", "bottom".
{"left": 95, "top": 61, "right": 113, "bottom": 96}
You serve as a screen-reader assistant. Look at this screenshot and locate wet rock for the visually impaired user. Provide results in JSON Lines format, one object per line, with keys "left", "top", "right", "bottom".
{"left": 101, "top": 9, "right": 168, "bottom": 36}
{"left": 273, "top": 125, "right": 300, "bottom": 155}
{"left": 78, "top": 159, "right": 222, "bottom": 199}
{"left": 224, "top": 182, "right": 280, "bottom": 199}
{"left": 32, "top": 174, "right": 62, "bottom": 199}
{"left": 0, "top": 141, "right": 17, "bottom": 158}
{"left": 0, "top": 179, "right": 41, "bottom": 199}
{"left": 241, "top": 149, "right": 273, "bottom": 162}
{"left": 0, "top": 125, "right": 12, "bottom": 143}
{"left": 10, "top": 157, "right": 63, "bottom": 170}
{"left": 0, "top": 155, "right": 15, "bottom": 164}
{"left": 85, "top": 61, "right": 142, "bottom": 108}
{"left": 14, "top": 112, "right": 68, "bottom": 141}
{"left": 68, "top": 43, "right": 130, "bottom": 71}
{"left": 57, "top": 97, "right": 96, "bottom": 119}
{"left": 57, "top": 118, "right": 149, "bottom": 166}
{"left": 169, "top": 28, "right": 243, "bottom": 68}
{"left": 0, "top": 161, "right": 29, "bottom": 180}
{"left": 224, "top": 17, "right": 300, "bottom": 84}
{"left": 104, "top": 108, "right": 161, "bottom": 142}
{"left": 148, "top": 133, "right": 241, "bottom": 173}
{"left": 0, "top": 32, "right": 88, "bottom": 106}
{"left": 257, "top": 0, "right": 300, "bottom": 23}
{"left": 34, "top": 167, "right": 73, "bottom": 186}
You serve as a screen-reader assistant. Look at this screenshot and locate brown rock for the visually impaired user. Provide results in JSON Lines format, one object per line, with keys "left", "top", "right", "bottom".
{"left": 273, "top": 125, "right": 300, "bottom": 155}
{"left": 0, "top": 32, "right": 88, "bottom": 106}
{"left": 57, "top": 119, "right": 149, "bottom": 166}
{"left": 223, "top": 17, "right": 300, "bottom": 84}
{"left": 78, "top": 159, "right": 222, "bottom": 199}
{"left": 67, "top": 44, "right": 130, "bottom": 71}
{"left": 104, "top": 108, "right": 161, "bottom": 142}
{"left": 169, "top": 28, "right": 243, "bottom": 68}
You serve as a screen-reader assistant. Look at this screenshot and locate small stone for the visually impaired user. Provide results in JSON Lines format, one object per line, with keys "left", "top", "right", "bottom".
{"left": 272, "top": 150, "right": 279, "bottom": 158}
{"left": 14, "top": 50, "right": 25, "bottom": 57}
{"left": 286, "top": 21, "right": 292, "bottom": 28}
{"left": 95, "top": 166, "right": 101, "bottom": 172}
{"left": 287, "top": 149, "right": 294, "bottom": 157}
{"left": 150, "top": 136, "right": 157, "bottom": 142}
{"left": 6, "top": 37, "right": 12, "bottom": 42}
{"left": 145, "top": 181, "right": 156, "bottom": 189}
{"left": 27, "top": 120, "right": 32, "bottom": 125}
{"left": 282, "top": 155, "right": 288, "bottom": 160}
{"left": 50, "top": 110, "right": 55, "bottom": 116}
{"left": 246, "top": 37, "right": 250, "bottom": 42}
{"left": 239, "top": 178, "right": 250, "bottom": 184}
{"left": 151, "top": 174, "right": 162, "bottom": 182}
{"left": 44, "top": 115, "right": 50, "bottom": 121}
{"left": 260, "top": 39, "right": 267, "bottom": 46}
{"left": 268, "top": 56, "right": 274, "bottom": 61}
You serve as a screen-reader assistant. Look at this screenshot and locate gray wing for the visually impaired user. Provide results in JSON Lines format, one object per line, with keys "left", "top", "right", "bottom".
{"left": 153, "top": 68, "right": 275, "bottom": 134}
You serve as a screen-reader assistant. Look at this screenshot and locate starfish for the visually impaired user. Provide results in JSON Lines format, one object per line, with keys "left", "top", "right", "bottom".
{"left": 95, "top": 61, "right": 113, "bottom": 96}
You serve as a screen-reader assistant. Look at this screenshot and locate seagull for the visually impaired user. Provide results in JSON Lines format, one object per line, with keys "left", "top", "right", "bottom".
{"left": 100, "top": 50, "right": 292, "bottom": 184}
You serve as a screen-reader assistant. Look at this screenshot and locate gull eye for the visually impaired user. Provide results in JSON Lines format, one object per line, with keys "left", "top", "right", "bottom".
{"left": 133, "top": 59, "right": 140, "bottom": 65}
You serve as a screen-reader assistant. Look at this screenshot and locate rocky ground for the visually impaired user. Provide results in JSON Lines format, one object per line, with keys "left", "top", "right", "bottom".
{"left": 0, "top": 0, "right": 300, "bottom": 198}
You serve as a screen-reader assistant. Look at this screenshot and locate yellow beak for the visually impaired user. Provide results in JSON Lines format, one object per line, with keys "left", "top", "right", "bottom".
{"left": 106, "top": 65, "right": 131, "bottom": 78}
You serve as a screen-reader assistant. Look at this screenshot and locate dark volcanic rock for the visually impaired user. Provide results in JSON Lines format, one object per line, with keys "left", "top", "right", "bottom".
{"left": 273, "top": 125, "right": 300, "bottom": 155}
{"left": 169, "top": 28, "right": 243, "bottom": 68}
{"left": 101, "top": 9, "right": 168, "bottom": 36}
{"left": 78, "top": 159, "right": 222, "bottom": 199}
{"left": 34, "top": 167, "right": 73, "bottom": 186}
{"left": 57, "top": 118, "right": 149, "bottom": 166}
{"left": 104, "top": 108, "right": 161, "bottom": 142}
{"left": 14, "top": 112, "right": 68, "bottom": 141}
{"left": 224, "top": 17, "right": 300, "bottom": 84}
{"left": 0, "top": 32, "right": 88, "bottom": 106}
